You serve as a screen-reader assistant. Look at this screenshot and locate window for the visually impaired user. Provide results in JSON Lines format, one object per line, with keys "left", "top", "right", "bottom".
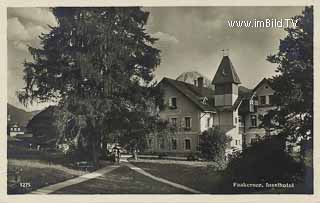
{"left": 185, "top": 117, "right": 191, "bottom": 130}
{"left": 251, "top": 115, "right": 257, "bottom": 127}
{"left": 235, "top": 140, "right": 240, "bottom": 145}
{"left": 148, "top": 139, "right": 152, "bottom": 147}
{"left": 172, "top": 139, "right": 177, "bottom": 150}
{"left": 170, "top": 97, "right": 177, "bottom": 109}
{"left": 234, "top": 116, "right": 238, "bottom": 124}
{"left": 206, "top": 117, "right": 210, "bottom": 128}
{"left": 260, "top": 96, "right": 266, "bottom": 105}
{"left": 171, "top": 118, "right": 177, "bottom": 127}
{"left": 185, "top": 139, "right": 191, "bottom": 150}
{"left": 201, "top": 97, "right": 208, "bottom": 105}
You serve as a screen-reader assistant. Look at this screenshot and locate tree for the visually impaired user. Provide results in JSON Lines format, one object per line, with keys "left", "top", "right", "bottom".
{"left": 27, "top": 106, "right": 61, "bottom": 147}
{"left": 266, "top": 7, "right": 313, "bottom": 152}
{"left": 199, "top": 127, "right": 231, "bottom": 164}
{"left": 224, "top": 136, "right": 309, "bottom": 193}
{"left": 18, "top": 7, "right": 161, "bottom": 167}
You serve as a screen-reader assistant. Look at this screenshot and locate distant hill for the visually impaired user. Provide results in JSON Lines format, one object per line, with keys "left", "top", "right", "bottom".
{"left": 7, "top": 103, "right": 40, "bottom": 127}
{"left": 239, "top": 86, "right": 252, "bottom": 93}
{"left": 176, "top": 71, "right": 214, "bottom": 89}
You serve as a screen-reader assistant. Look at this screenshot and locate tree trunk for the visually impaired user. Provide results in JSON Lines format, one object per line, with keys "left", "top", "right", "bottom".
{"left": 101, "top": 134, "right": 108, "bottom": 157}
{"left": 92, "top": 140, "right": 100, "bottom": 169}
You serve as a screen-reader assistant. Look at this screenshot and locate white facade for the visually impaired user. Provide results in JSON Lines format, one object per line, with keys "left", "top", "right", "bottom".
{"left": 241, "top": 79, "right": 276, "bottom": 146}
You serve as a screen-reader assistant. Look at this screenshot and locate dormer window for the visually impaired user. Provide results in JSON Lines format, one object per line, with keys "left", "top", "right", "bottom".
{"left": 200, "top": 97, "right": 208, "bottom": 105}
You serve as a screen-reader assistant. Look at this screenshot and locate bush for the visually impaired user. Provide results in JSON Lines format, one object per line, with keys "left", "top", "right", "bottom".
{"left": 158, "top": 152, "right": 168, "bottom": 159}
{"left": 187, "top": 152, "right": 200, "bottom": 161}
{"left": 207, "top": 161, "right": 227, "bottom": 172}
{"left": 222, "top": 136, "right": 309, "bottom": 193}
{"left": 199, "top": 127, "right": 231, "bottom": 162}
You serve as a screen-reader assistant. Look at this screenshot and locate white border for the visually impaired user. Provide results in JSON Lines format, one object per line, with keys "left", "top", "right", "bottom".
{"left": 1, "top": 1, "right": 319, "bottom": 203}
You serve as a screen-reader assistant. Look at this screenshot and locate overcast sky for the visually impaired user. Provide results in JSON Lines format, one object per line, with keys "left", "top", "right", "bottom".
{"left": 7, "top": 6, "right": 304, "bottom": 111}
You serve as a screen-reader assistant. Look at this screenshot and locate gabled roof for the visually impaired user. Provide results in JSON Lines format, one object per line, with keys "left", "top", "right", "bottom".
{"left": 212, "top": 56, "right": 241, "bottom": 85}
{"left": 159, "top": 77, "right": 252, "bottom": 112}
{"left": 252, "top": 78, "right": 272, "bottom": 92}
{"left": 159, "top": 77, "right": 216, "bottom": 112}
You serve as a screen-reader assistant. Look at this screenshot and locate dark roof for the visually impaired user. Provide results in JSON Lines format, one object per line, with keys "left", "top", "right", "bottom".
{"left": 212, "top": 56, "right": 241, "bottom": 84}
{"left": 159, "top": 77, "right": 216, "bottom": 112}
{"left": 159, "top": 77, "right": 252, "bottom": 112}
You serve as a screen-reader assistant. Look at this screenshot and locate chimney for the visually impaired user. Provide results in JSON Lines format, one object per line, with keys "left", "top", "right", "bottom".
{"left": 197, "top": 77, "right": 204, "bottom": 89}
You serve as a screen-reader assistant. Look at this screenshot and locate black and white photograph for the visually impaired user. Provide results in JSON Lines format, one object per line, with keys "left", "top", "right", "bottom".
{"left": 6, "top": 5, "right": 314, "bottom": 196}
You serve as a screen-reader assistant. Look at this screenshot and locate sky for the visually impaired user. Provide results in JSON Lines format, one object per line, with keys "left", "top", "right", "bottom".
{"left": 7, "top": 6, "right": 304, "bottom": 111}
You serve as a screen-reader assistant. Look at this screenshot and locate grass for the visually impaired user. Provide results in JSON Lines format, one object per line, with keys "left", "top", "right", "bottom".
{"left": 8, "top": 159, "right": 78, "bottom": 194}
{"left": 7, "top": 137, "right": 105, "bottom": 194}
{"left": 131, "top": 160, "right": 312, "bottom": 194}
{"left": 53, "top": 165, "right": 190, "bottom": 194}
{"left": 129, "top": 158, "right": 211, "bottom": 167}
{"left": 131, "top": 161, "right": 225, "bottom": 194}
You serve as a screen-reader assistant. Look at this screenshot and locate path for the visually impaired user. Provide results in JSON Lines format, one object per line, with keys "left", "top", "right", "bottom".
{"left": 31, "top": 164, "right": 120, "bottom": 194}
{"left": 124, "top": 161, "right": 202, "bottom": 194}
{"left": 31, "top": 156, "right": 202, "bottom": 194}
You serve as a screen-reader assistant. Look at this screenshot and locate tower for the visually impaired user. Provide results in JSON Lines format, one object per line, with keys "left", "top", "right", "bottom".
{"left": 212, "top": 55, "right": 241, "bottom": 106}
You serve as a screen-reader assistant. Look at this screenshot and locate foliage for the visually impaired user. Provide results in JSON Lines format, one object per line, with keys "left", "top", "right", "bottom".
{"left": 206, "top": 161, "right": 227, "bottom": 172}
{"left": 266, "top": 7, "right": 313, "bottom": 145}
{"left": 224, "top": 136, "right": 311, "bottom": 193}
{"left": 17, "top": 7, "right": 161, "bottom": 166}
{"left": 27, "top": 106, "right": 61, "bottom": 146}
{"left": 199, "top": 127, "right": 231, "bottom": 163}
{"left": 186, "top": 152, "right": 201, "bottom": 161}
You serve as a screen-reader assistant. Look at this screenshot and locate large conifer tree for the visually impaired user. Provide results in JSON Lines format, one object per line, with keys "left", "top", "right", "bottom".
{"left": 18, "top": 7, "right": 161, "bottom": 167}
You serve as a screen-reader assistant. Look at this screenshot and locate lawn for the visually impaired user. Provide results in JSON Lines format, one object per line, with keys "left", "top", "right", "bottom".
{"left": 53, "top": 165, "right": 190, "bottom": 194}
{"left": 8, "top": 159, "right": 80, "bottom": 194}
{"left": 7, "top": 137, "right": 108, "bottom": 194}
{"left": 131, "top": 160, "right": 310, "bottom": 194}
{"left": 131, "top": 161, "right": 225, "bottom": 194}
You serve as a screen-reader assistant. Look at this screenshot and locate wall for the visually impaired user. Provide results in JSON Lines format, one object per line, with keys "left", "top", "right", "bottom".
{"left": 148, "top": 83, "right": 203, "bottom": 153}
{"left": 242, "top": 81, "right": 276, "bottom": 146}
{"left": 255, "top": 82, "right": 275, "bottom": 106}
{"left": 213, "top": 109, "right": 242, "bottom": 150}
{"left": 215, "top": 83, "right": 238, "bottom": 106}
{"left": 200, "top": 112, "right": 214, "bottom": 132}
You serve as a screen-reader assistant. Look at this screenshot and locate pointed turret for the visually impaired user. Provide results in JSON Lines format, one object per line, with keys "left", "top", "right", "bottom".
{"left": 212, "top": 55, "right": 241, "bottom": 85}
{"left": 212, "top": 56, "right": 241, "bottom": 106}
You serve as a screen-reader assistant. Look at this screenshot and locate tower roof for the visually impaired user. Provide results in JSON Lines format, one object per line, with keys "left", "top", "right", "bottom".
{"left": 212, "top": 56, "right": 241, "bottom": 84}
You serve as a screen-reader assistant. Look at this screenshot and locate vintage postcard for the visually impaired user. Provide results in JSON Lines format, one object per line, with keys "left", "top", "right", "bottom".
{"left": 1, "top": 0, "right": 319, "bottom": 202}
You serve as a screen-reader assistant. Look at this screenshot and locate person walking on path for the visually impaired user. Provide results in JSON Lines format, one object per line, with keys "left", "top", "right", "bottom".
{"left": 112, "top": 145, "right": 121, "bottom": 164}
